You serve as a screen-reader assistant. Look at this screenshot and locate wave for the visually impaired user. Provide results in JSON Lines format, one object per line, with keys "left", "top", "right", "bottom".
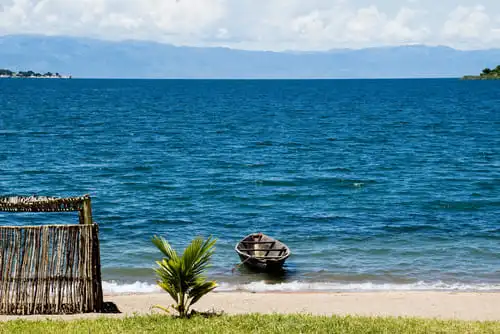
{"left": 103, "top": 281, "right": 162, "bottom": 294}
{"left": 102, "top": 280, "right": 500, "bottom": 295}
{"left": 426, "top": 200, "right": 500, "bottom": 211}
{"left": 381, "top": 224, "right": 446, "bottom": 233}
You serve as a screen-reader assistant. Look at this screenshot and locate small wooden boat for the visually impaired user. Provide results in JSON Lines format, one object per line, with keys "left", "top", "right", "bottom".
{"left": 235, "top": 233, "right": 290, "bottom": 271}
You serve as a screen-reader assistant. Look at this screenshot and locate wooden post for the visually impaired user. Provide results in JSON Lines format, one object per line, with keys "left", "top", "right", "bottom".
{"left": 81, "top": 197, "right": 93, "bottom": 225}
{"left": 92, "top": 224, "right": 103, "bottom": 312}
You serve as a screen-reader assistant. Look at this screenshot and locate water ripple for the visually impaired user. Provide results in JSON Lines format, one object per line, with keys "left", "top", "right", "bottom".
{"left": 1, "top": 79, "right": 499, "bottom": 288}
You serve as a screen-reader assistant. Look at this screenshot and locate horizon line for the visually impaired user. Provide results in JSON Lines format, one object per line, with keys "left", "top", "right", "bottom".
{"left": 1, "top": 76, "right": 464, "bottom": 80}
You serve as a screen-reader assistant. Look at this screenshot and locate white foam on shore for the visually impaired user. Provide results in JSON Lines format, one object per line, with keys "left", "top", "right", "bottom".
{"left": 103, "top": 281, "right": 162, "bottom": 294}
{"left": 103, "top": 280, "right": 500, "bottom": 295}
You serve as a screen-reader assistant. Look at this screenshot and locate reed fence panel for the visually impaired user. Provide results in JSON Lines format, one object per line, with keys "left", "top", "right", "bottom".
{"left": 0, "top": 224, "right": 103, "bottom": 315}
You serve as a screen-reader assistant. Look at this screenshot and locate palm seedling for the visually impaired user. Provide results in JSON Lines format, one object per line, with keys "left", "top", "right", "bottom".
{"left": 152, "top": 235, "right": 217, "bottom": 318}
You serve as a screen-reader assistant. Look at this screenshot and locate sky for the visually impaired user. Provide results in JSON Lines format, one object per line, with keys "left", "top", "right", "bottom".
{"left": 0, "top": 0, "right": 499, "bottom": 51}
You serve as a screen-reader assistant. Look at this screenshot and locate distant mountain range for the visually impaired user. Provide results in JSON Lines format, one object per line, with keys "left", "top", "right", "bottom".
{"left": 1, "top": 35, "right": 499, "bottom": 79}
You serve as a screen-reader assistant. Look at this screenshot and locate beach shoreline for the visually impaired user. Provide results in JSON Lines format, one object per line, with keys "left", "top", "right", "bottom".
{"left": 1, "top": 291, "right": 500, "bottom": 322}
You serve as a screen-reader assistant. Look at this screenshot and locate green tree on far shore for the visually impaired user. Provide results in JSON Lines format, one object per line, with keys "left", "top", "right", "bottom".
{"left": 474, "top": 65, "right": 500, "bottom": 78}
{"left": 482, "top": 68, "right": 491, "bottom": 75}
{"left": 0, "top": 69, "right": 14, "bottom": 76}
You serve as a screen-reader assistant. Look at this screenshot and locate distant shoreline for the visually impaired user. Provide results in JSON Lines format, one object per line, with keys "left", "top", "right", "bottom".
{"left": 462, "top": 75, "right": 500, "bottom": 80}
{"left": 0, "top": 69, "right": 71, "bottom": 79}
{"left": 462, "top": 66, "right": 500, "bottom": 80}
{"left": 0, "top": 75, "right": 72, "bottom": 79}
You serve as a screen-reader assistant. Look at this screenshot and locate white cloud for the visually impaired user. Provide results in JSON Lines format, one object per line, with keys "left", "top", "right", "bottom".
{"left": 0, "top": 0, "right": 499, "bottom": 50}
{"left": 345, "top": 6, "right": 428, "bottom": 44}
{"left": 441, "top": 5, "right": 500, "bottom": 47}
{"left": 222, "top": 3, "right": 429, "bottom": 50}
{"left": 0, "top": 0, "right": 226, "bottom": 42}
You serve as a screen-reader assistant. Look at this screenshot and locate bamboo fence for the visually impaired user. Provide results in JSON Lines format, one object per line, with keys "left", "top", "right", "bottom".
{"left": 0, "top": 195, "right": 103, "bottom": 315}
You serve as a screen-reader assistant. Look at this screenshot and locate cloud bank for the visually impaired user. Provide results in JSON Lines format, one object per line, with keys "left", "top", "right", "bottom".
{"left": 0, "top": 0, "right": 499, "bottom": 50}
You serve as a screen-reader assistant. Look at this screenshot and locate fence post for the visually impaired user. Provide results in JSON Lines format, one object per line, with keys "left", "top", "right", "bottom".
{"left": 82, "top": 197, "right": 93, "bottom": 225}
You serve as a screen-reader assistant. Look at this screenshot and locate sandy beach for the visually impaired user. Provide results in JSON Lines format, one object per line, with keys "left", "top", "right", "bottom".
{"left": 1, "top": 292, "right": 500, "bottom": 322}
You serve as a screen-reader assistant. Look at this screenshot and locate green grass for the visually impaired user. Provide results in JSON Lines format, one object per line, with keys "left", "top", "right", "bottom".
{"left": 1, "top": 314, "right": 500, "bottom": 334}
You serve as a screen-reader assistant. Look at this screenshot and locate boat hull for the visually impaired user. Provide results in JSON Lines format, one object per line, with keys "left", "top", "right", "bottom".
{"left": 238, "top": 253, "right": 288, "bottom": 272}
{"left": 235, "top": 233, "right": 290, "bottom": 272}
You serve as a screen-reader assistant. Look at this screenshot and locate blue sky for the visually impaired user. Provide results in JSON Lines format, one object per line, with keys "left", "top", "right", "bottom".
{"left": 0, "top": 0, "right": 499, "bottom": 51}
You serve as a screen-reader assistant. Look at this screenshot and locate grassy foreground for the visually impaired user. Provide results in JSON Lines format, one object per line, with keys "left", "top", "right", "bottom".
{"left": 1, "top": 314, "right": 500, "bottom": 334}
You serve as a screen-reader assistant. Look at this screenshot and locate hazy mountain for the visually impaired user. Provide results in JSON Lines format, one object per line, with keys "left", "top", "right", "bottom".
{"left": 1, "top": 35, "right": 499, "bottom": 79}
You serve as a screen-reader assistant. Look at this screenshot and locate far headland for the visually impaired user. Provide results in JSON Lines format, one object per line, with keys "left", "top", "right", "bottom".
{"left": 462, "top": 66, "right": 500, "bottom": 80}
{"left": 0, "top": 68, "right": 71, "bottom": 79}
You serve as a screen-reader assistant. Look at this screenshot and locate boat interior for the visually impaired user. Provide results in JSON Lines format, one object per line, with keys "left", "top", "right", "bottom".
{"left": 237, "top": 233, "right": 289, "bottom": 259}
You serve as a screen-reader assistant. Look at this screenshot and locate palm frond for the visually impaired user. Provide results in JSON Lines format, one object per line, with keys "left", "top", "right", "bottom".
{"left": 151, "top": 304, "right": 171, "bottom": 314}
{"left": 187, "top": 237, "right": 216, "bottom": 276}
{"left": 152, "top": 235, "right": 179, "bottom": 261}
{"left": 189, "top": 281, "right": 218, "bottom": 306}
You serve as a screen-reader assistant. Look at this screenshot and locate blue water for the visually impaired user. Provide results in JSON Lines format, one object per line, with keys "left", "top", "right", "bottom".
{"left": 1, "top": 79, "right": 500, "bottom": 292}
